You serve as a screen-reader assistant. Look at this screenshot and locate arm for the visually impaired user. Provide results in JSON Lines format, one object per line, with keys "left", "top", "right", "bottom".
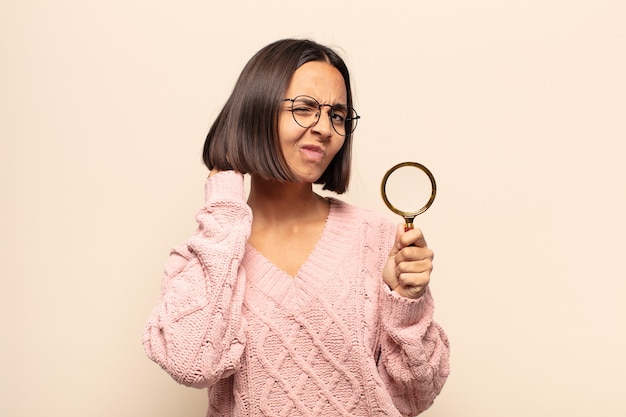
{"left": 143, "top": 171, "right": 252, "bottom": 388}
{"left": 377, "top": 286, "right": 450, "bottom": 415}
{"left": 378, "top": 224, "right": 450, "bottom": 415}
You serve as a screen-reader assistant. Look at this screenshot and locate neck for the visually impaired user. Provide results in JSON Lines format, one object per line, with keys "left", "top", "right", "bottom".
{"left": 247, "top": 176, "right": 329, "bottom": 224}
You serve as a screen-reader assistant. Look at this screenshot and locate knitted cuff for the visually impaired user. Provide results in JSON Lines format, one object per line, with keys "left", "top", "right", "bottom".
{"left": 204, "top": 171, "right": 246, "bottom": 202}
{"left": 381, "top": 284, "right": 434, "bottom": 328}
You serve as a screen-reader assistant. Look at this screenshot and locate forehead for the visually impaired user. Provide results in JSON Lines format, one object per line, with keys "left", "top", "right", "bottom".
{"left": 285, "top": 61, "right": 347, "bottom": 104}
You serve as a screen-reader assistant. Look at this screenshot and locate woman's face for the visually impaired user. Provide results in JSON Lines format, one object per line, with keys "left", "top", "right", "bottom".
{"left": 278, "top": 61, "right": 347, "bottom": 184}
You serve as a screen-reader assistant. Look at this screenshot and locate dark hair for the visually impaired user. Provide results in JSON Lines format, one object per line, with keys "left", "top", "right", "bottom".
{"left": 202, "top": 39, "right": 354, "bottom": 194}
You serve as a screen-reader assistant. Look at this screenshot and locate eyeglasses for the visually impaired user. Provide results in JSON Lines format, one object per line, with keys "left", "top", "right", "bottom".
{"left": 283, "top": 95, "right": 360, "bottom": 136}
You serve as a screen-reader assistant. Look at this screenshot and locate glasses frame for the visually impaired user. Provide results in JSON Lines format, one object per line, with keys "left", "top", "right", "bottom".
{"left": 282, "top": 95, "right": 360, "bottom": 136}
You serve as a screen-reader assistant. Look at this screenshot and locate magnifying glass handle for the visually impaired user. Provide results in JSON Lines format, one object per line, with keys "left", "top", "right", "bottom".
{"left": 404, "top": 217, "right": 414, "bottom": 232}
{"left": 403, "top": 217, "right": 417, "bottom": 246}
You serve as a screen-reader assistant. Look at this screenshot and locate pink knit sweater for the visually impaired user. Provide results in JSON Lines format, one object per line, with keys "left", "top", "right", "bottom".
{"left": 143, "top": 171, "right": 449, "bottom": 416}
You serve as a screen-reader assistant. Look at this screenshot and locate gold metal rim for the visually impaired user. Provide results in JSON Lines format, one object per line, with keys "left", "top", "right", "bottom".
{"left": 380, "top": 161, "right": 437, "bottom": 221}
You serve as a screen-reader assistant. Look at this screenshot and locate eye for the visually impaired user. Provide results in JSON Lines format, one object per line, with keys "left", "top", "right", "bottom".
{"left": 330, "top": 106, "right": 348, "bottom": 124}
{"left": 293, "top": 105, "right": 316, "bottom": 115}
{"left": 330, "top": 112, "right": 345, "bottom": 124}
{"left": 291, "top": 98, "right": 318, "bottom": 116}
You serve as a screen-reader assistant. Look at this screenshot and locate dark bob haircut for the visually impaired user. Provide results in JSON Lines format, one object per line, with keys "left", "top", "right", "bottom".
{"left": 202, "top": 39, "right": 354, "bottom": 194}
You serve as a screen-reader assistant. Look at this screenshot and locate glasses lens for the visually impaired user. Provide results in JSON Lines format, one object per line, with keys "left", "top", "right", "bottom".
{"left": 330, "top": 105, "right": 359, "bottom": 136}
{"left": 291, "top": 96, "right": 320, "bottom": 128}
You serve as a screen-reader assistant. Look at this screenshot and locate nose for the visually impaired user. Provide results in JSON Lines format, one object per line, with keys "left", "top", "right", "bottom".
{"left": 310, "top": 106, "right": 333, "bottom": 139}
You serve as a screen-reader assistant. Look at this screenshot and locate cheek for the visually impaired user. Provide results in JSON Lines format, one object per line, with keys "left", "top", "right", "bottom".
{"left": 277, "top": 114, "right": 300, "bottom": 144}
{"left": 330, "top": 137, "right": 346, "bottom": 158}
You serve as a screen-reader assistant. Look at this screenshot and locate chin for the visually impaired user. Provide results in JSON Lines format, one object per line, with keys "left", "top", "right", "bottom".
{"left": 298, "top": 177, "right": 322, "bottom": 184}
{"left": 289, "top": 166, "right": 326, "bottom": 183}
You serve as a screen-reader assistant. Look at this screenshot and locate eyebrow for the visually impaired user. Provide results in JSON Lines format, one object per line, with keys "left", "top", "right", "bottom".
{"left": 301, "top": 97, "right": 349, "bottom": 108}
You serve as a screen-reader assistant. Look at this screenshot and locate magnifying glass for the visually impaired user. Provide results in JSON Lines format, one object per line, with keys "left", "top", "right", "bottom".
{"left": 381, "top": 162, "right": 437, "bottom": 231}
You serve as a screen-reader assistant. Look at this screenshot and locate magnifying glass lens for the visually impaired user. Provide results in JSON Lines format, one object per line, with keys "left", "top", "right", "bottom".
{"left": 381, "top": 162, "right": 437, "bottom": 230}
{"left": 384, "top": 166, "right": 434, "bottom": 215}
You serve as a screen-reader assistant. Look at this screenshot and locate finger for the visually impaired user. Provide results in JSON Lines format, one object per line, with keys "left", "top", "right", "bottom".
{"left": 396, "top": 271, "right": 431, "bottom": 291}
{"left": 394, "top": 279, "right": 428, "bottom": 299}
{"left": 395, "top": 246, "right": 434, "bottom": 264}
{"left": 399, "top": 227, "right": 428, "bottom": 248}
{"left": 396, "top": 266, "right": 432, "bottom": 288}
{"left": 208, "top": 167, "right": 222, "bottom": 178}
{"left": 396, "top": 258, "right": 433, "bottom": 275}
{"left": 396, "top": 257, "right": 432, "bottom": 285}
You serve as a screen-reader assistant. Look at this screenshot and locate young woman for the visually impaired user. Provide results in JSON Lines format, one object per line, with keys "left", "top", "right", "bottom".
{"left": 144, "top": 39, "right": 449, "bottom": 416}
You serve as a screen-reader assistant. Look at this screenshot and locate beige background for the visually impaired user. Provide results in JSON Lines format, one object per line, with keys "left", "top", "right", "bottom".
{"left": 2, "top": 1, "right": 625, "bottom": 416}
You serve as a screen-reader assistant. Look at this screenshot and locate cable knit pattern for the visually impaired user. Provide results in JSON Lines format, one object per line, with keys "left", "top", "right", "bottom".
{"left": 143, "top": 171, "right": 450, "bottom": 416}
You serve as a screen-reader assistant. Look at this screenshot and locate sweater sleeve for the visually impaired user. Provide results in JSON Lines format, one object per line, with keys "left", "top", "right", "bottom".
{"left": 377, "top": 285, "right": 450, "bottom": 416}
{"left": 143, "top": 171, "right": 252, "bottom": 388}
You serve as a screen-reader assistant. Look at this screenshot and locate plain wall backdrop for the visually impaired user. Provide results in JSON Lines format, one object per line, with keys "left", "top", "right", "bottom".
{"left": 1, "top": 1, "right": 625, "bottom": 416}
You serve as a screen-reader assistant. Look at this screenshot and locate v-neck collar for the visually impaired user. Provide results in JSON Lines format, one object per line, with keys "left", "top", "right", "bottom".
{"left": 243, "top": 198, "right": 354, "bottom": 312}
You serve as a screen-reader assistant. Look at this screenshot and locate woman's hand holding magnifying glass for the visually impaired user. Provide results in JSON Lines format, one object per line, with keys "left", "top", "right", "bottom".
{"left": 382, "top": 225, "right": 433, "bottom": 299}
{"left": 380, "top": 161, "right": 437, "bottom": 299}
